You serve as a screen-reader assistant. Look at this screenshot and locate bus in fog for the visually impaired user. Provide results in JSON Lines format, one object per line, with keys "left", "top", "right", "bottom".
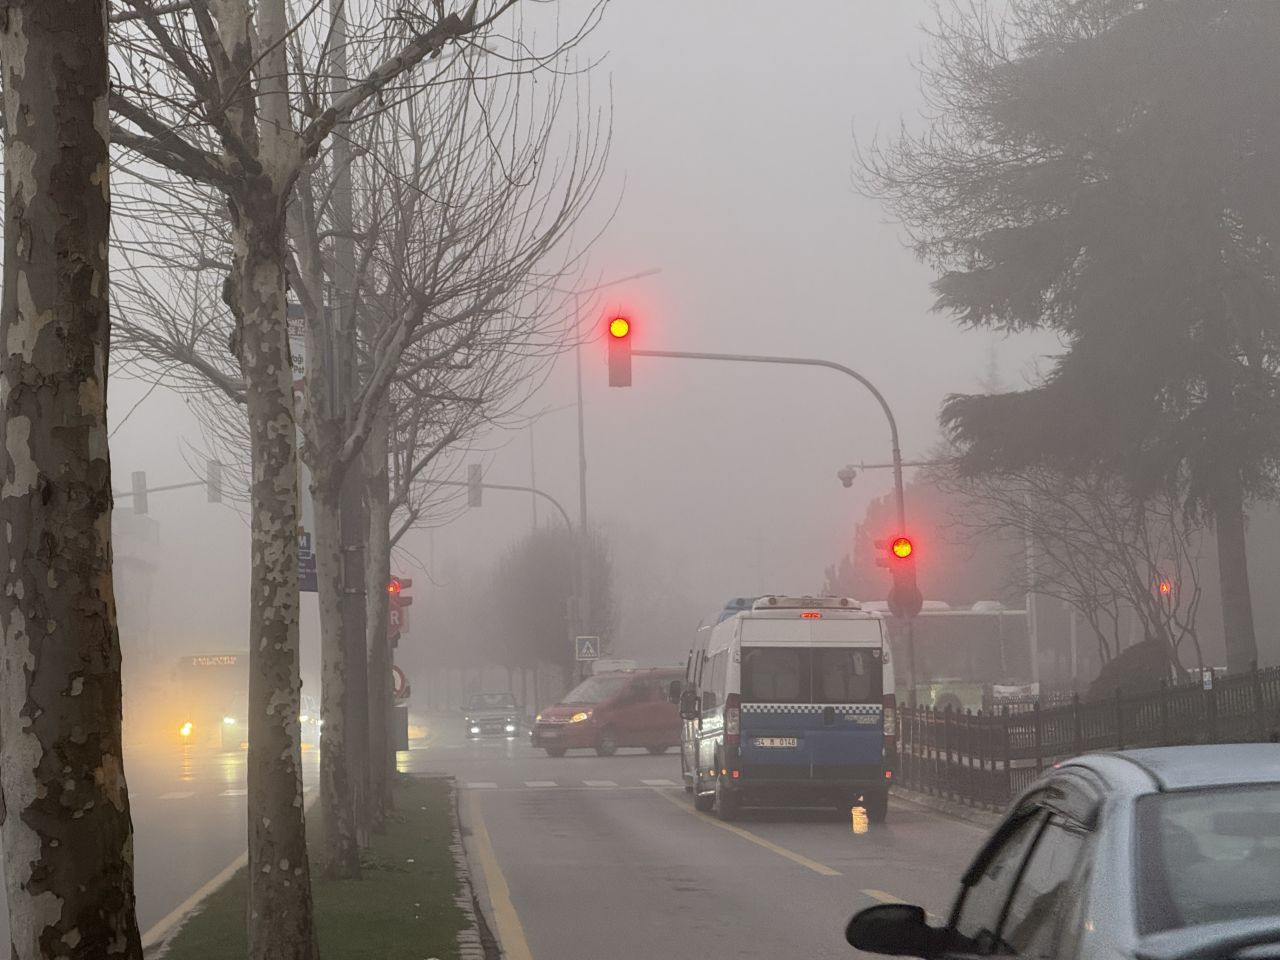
{"left": 169, "top": 653, "right": 249, "bottom": 748}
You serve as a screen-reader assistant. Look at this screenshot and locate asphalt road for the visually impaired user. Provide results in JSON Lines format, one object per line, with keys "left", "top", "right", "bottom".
{"left": 410, "top": 724, "right": 994, "bottom": 960}
{"left": 0, "top": 737, "right": 319, "bottom": 948}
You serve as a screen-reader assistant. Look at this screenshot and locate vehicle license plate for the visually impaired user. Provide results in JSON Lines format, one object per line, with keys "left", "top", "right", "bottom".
{"left": 754, "top": 737, "right": 798, "bottom": 748}
{"left": 540, "top": 730, "right": 559, "bottom": 739}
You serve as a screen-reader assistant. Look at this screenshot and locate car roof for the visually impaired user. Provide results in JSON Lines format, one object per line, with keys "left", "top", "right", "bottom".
{"left": 594, "top": 668, "right": 681, "bottom": 679}
{"left": 1079, "top": 744, "right": 1280, "bottom": 792}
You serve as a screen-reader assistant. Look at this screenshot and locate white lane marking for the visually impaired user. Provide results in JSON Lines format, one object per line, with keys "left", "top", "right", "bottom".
{"left": 220, "top": 789, "right": 248, "bottom": 797}
{"left": 466, "top": 782, "right": 498, "bottom": 789}
{"left": 583, "top": 779, "right": 617, "bottom": 787}
{"left": 641, "top": 778, "right": 677, "bottom": 786}
{"left": 524, "top": 780, "right": 557, "bottom": 788}
{"left": 158, "top": 791, "right": 196, "bottom": 800}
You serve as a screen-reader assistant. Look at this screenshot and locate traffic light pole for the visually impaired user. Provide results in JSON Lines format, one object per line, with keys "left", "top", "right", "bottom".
{"left": 630, "top": 348, "right": 919, "bottom": 704}
{"left": 441, "top": 477, "right": 582, "bottom": 680}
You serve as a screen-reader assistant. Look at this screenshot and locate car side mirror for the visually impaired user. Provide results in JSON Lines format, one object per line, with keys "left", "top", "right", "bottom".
{"left": 668, "top": 680, "right": 683, "bottom": 704}
{"left": 678, "top": 688, "right": 699, "bottom": 720}
{"left": 845, "top": 904, "right": 941, "bottom": 958}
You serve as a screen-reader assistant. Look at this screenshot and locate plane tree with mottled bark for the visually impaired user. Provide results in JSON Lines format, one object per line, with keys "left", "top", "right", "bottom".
{"left": 0, "top": 3, "right": 145, "bottom": 958}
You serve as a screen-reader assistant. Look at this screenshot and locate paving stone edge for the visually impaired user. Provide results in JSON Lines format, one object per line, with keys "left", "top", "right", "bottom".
{"left": 448, "top": 776, "right": 488, "bottom": 960}
{"left": 893, "top": 785, "right": 1006, "bottom": 830}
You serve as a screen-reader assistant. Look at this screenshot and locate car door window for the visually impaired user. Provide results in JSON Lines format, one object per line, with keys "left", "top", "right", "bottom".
{"left": 951, "top": 808, "right": 1047, "bottom": 953}
{"left": 1000, "top": 814, "right": 1090, "bottom": 957}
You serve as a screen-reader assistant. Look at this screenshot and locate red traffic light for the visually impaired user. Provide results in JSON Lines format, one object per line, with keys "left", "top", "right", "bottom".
{"left": 891, "top": 536, "right": 913, "bottom": 560}
{"left": 1158, "top": 579, "right": 1173, "bottom": 596}
{"left": 387, "top": 578, "right": 402, "bottom": 595}
{"left": 609, "top": 316, "right": 630, "bottom": 338}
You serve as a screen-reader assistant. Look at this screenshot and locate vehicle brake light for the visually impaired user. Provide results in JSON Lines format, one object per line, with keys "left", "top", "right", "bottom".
{"left": 725, "top": 693, "right": 740, "bottom": 748}
{"left": 800, "top": 611, "right": 822, "bottom": 619}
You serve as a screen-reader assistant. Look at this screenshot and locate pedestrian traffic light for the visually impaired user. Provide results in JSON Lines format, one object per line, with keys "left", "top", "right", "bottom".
{"left": 467, "top": 463, "right": 482, "bottom": 507}
{"left": 607, "top": 315, "right": 632, "bottom": 387}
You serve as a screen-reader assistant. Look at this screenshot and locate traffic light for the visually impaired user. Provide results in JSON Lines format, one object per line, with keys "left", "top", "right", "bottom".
{"left": 607, "top": 315, "right": 632, "bottom": 387}
{"left": 387, "top": 577, "right": 414, "bottom": 605}
{"left": 467, "top": 463, "right": 482, "bottom": 507}
{"left": 875, "top": 535, "right": 923, "bottom": 620}
{"left": 206, "top": 459, "right": 223, "bottom": 504}
{"left": 132, "top": 471, "right": 148, "bottom": 515}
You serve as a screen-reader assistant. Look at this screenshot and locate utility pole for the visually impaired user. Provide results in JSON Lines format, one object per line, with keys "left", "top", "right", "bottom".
{"left": 330, "top": 0, "right": 369, "bottom": 843}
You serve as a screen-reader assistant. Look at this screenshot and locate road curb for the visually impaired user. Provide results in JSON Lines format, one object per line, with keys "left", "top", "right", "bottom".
{"left": 139, "top": 788, "right": 318, "bottom": 960}
{"left": 893, "top": 787, "right": 1005, "bottom": 830}
{"left": 447, "top": 777, "right": 491, "bottom": 960}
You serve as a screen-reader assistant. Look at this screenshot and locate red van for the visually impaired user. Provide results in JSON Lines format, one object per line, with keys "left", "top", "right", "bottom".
{"left": 531, "top": 668, "right": 683, "bottom": 757}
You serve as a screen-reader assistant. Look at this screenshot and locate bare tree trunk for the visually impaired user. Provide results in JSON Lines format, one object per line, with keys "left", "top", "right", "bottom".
{"left": 1212, "top": 466, "right": 1257, "bottom": 674}
{"left": 312, "top": 481, "right": 360, "bottom": 877}
{"left": 364, "top": 405, "right": 393, "bottom": 829}
{"left": 227, "top": 206, "right": 319, "bottom": 958}
{"left": 0, "top": 5, "right": 144, "bottom": 957}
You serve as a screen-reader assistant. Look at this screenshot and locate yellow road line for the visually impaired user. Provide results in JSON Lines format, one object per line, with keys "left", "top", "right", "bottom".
{"left": 654, "top": 788, "right": 841, "bottom": 877}
{"left": 463, "top": 791, "right": 535, "bottom": 960}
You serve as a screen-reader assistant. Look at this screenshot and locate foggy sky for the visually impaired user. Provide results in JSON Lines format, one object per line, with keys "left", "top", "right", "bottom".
{"left": 107, "top": 1, "right": 1056, "bottom": 667}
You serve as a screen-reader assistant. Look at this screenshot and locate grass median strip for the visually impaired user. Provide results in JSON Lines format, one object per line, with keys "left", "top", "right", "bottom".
{"left": 161, "top": 776, "right": 466, "bottom": 960}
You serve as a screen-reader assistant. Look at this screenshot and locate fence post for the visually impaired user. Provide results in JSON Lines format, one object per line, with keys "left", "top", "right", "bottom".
{"left": 1207, "top": 678, "right": 1219, "bottom": 744}
{"left": 1114, "top": 688, "right": 1124, "bottom": 750}
{"left": 943, "top": 705, "right": 954, "bottom": 800}
{"left": 1032, "top": 702, "right": 1043, "bottom": 775}
{"left": 976, "top": 710, "right": 987, "bottom": 808}
{"left": 1001, "top": 705, "right": 1012, "bottom": 806}
{"left": 1253, "top": 660, "right": 1266, "bottom": 742}
{"left": 1072, "top": 693, "right": 1083, "bottom": 756}
{"left": 1159, "top": 679, "right": 1169, "bottom": 746}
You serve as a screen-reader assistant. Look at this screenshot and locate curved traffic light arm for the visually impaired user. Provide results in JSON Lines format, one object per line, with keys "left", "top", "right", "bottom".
{"left": 630, "top": 349, "right": 907, "bottom": 530}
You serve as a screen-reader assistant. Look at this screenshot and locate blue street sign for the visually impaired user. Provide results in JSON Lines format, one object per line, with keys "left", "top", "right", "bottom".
{"left": 298, "top": 530, "right": 317, "bottom": 593}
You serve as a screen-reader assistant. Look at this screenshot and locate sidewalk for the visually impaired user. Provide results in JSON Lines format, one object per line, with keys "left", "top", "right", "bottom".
{"left": 893, "top": 786, "right": 1005, "bottom": 830}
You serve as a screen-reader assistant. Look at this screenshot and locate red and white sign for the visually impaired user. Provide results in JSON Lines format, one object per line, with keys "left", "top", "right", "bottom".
{"left": 392, "top": 665, "right": 408, "bottom": 700}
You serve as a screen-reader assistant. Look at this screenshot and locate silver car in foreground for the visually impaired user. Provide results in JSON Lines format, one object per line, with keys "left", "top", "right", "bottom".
{"left": 848, "top": 744, "right": 1280, "bottom": 959}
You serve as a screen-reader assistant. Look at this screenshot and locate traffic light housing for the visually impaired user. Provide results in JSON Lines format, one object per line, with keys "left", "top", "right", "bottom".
{"left": 874, "top": 535, "right": 923, "bottom": 620}
{"left": 388, "top": 577, "right": 414, "bottom": 606}
{"left": 467, "top": 463, "right": 482, "bottom": 507}
{"left": 607, "top": 316, "right": 632, "bottom": 387}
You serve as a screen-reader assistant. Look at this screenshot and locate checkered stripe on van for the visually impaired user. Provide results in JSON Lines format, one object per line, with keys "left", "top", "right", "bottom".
{"left": 740, "top": 703, "right": 881, "bottom": 715}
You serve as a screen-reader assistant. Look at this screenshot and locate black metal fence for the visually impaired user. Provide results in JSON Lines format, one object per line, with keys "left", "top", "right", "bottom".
{"left": 897, "top": 664, "right": 1280, "bottom": 810}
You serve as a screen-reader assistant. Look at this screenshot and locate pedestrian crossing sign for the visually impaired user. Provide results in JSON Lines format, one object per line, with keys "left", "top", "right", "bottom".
{"left": 575, "top": 636, "right": 600, "bottom": 661}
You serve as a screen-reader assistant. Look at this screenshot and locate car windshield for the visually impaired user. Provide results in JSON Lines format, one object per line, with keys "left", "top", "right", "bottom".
{"left": 467, "top": 693, "right": 517, "bottom": 711}
{"left": 740, "top": 647, "right": 882, "bottom": 703}
{"left": 1137, "top": 785, "right": 1280, "bottom": 933}
{"left": 560, "top": 677, "right": 631, "bottom": 705}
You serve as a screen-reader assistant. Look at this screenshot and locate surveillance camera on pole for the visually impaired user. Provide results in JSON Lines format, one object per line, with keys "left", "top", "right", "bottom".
{"left": 836, "top": 465, "right": 857, "bottom": 488}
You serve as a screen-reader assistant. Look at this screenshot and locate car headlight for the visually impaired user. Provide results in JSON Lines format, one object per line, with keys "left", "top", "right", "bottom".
{"left": 469, "top": 725, "right": 481, "bottom": 734}
{"left": 570, "top": 711, "right": 591, "bottom": 723}
{"left": 505, "top": 724, "right": 517, "bottom": 733}
{"left": 179, "top": 721, "right": 193, "bottom": 737}
{"left": 534, "top": 713, "right": 542, "bottom": 723}
{"left": 223, "top": 716, "right": 237, "bottom": 725}
{"left": 299, "top": 714, "right": 310, "bottom": 723}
